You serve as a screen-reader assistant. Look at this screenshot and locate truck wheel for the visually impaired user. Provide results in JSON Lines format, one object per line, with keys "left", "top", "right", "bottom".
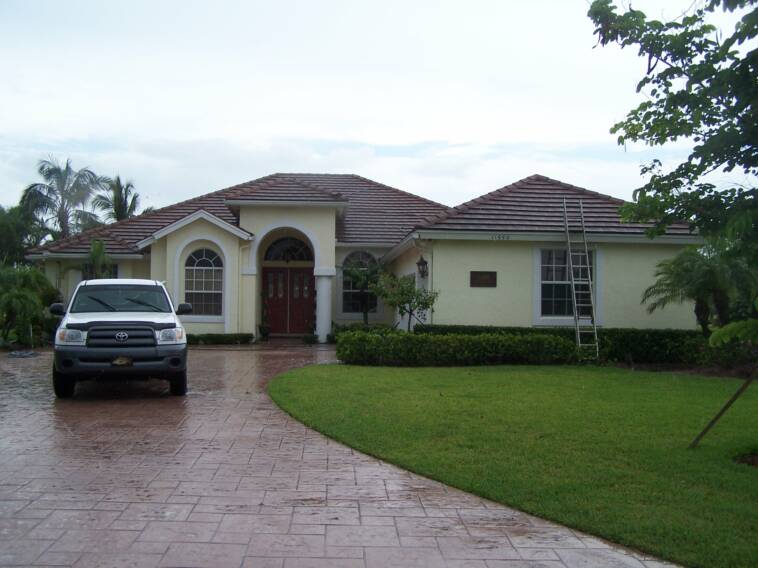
{"left": 169, "top": 370, "right": 187, "bottom": 396}
{"left": 52, "top": 369, "right": 76, "bottom": 399}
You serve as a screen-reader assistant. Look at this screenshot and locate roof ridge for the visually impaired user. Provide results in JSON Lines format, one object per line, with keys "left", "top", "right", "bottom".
{"left": 277, "top": 174, "right": 348, "bottom": 201}
{"left": 415, "top": 174, "right": 628, "bottom": 230}
{"left": 524, "top": 174, "right": 627, "bottom": 205}
{"left": 345, "top": 174, "right": 449, "bottom": 210}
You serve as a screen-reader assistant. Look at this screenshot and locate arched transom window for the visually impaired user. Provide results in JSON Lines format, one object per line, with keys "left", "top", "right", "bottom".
{"left": 264, "top": 237, "right": 313, "bottom": 262}
{"left": 342, "top": 251, "right": 378, "bottom": 314}
{"left": 184, "top": 248, "right": 223, "bottom": 315}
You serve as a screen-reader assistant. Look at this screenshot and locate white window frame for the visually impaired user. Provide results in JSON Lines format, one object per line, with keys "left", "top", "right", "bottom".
{"left": 183, "top": 248, "right": 224, "bottom": 321}
{"left": 532, "top": 246, "right": 603, "bottom": 327}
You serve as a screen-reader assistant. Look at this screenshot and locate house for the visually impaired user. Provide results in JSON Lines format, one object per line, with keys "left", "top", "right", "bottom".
{"left": 27, "top": 173, "right": 698, "bottom": 341}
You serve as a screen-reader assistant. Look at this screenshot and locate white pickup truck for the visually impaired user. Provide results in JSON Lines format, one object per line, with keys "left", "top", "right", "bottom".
{"left": 49, "top": 279, "right": 192, "bottom": 398}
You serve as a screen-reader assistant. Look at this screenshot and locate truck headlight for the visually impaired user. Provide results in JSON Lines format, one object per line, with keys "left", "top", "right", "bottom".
{"left": 157, "top": 327, "right": 185, "bottom": 345}
{"left": 56, "top": 328, "right": 86, "bottom": 345}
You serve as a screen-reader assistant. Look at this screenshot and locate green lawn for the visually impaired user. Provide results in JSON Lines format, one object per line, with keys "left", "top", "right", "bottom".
{"left": 268, "top": 365, "right": 758, "bottom": 568}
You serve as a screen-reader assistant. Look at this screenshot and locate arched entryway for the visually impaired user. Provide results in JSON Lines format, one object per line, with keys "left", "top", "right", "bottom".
{"left": 261, "top": 235, "right": 316, "bottom": 335}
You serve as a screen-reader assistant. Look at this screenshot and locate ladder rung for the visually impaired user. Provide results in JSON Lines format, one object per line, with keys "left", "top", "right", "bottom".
{"left": 564, "top": 197, "right": 599, "bottom": 360}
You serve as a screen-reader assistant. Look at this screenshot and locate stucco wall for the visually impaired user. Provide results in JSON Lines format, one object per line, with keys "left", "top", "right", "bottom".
{"left": 239, "top": 206, "right": 338, "bottom": 333}
{"left": 161, "top": 218, "right": 243, "bottom": 334}
{"left": 149, "top": 239, "right": 167, "bottom": 282}
{"left": 600, "top": 243, "right": 694, "bottom": 328}
{"left": 386, "top": 245, "right": 432, "bottom": 330}
{"left": 239, "top": 206, "right": 337, "bottom": 271}
{"left": 432, "top": 240, "right": 533, "bottom": 327}
{"left": 430, "top": 239, "right": 696, "bottom": 330}
{"left": 41, "top": 260, "right": 82, "bottom": 304}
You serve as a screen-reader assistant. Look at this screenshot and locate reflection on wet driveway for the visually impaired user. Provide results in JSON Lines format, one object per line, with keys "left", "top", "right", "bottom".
{"left": 0, "top": 344, "right": 666, "bottom": 567}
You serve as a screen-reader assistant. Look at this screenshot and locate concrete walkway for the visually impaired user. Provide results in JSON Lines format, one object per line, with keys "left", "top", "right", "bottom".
{"left": 0, "top": 345, "right": 674, "bottom": 567}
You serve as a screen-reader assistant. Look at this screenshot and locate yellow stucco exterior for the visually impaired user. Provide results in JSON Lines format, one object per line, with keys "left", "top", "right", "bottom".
{"left": 35, "top": 207, "right": 698, "bottom": 339}
{"left": 428, "top": 238, "right": 695, "bottom": 329}
{"left": 431, "top": 240, "right": 534, "bottom": 327}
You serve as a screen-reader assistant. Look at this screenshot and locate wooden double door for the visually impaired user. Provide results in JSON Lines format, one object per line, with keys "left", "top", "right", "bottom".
{"left": 262, "top": 267, "right": 315, "bottom": 334}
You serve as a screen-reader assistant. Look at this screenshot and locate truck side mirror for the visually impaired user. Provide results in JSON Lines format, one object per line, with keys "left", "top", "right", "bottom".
{"left": 176, "top": 303, "right": 193, "bottom": 315}
{"left": 49, "top": 303, "right": 65, "bottom": 316}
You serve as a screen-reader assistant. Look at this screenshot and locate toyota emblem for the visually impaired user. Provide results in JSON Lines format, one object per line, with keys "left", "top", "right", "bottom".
{"left": 115, "top": 331, "right": 129, "bottom": 342}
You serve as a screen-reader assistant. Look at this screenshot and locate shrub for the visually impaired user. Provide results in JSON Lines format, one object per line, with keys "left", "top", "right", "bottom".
{"left": 598, "top": 328, "right": 704, "bottom": 365}
{"left": 187, "top": 333, "right": 254, "bottom": 345}
{"left": 336, "top": 331, "right": 576, "bottom": 366}
{"left": 413, "top": 324, "right": 753, "bottom": 367}
{"left": 415, "top": 324, "right": 574, "bottom": 339}
{"left": 330, "top": 322, "right": 395, "bottom": 343}
{"left": 0, "top": 265, "right": 59, "bottom": 347}
{"left": 333, "top": 322, "right": 396, "bottom": 333}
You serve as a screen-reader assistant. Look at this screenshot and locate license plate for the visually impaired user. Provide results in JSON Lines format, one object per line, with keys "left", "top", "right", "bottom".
{"left": 112, "top": 356, "right": 133, "bottom": 366}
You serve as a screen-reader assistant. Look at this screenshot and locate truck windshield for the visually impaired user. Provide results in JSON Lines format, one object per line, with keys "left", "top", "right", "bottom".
{"left": 70, "top": 285, "right": 172, "bottom": 313}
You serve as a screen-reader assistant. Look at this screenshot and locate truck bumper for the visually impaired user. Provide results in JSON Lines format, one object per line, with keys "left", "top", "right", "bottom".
{"left": 54, "top": 344, "right": 187, "bottom": 377}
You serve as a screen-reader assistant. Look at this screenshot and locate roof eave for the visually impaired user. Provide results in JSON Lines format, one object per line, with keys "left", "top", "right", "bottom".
{"left": 224, "top": 199, "right": 349, "bottom": 209}
{"left": 415, "top": 229, "right": 701, "bottom": 245}
{"left": 135, "top": 209, "right": 253, "bottom": 249}
{"left": 26, "top": 252, "right": 146, "bottom": 261}
{"left": 381, "top": 232, "right": 420, "bottom": 264}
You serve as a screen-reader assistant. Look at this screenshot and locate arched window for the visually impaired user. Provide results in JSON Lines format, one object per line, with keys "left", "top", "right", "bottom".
{"left": 264, "top": 237, "right": 313, "bottom": 262}
{"left": 342, "top": 251, "right": 378, "bottom": 314}
{"left": 184, "top": 248, "right": 223, "bottom": 315}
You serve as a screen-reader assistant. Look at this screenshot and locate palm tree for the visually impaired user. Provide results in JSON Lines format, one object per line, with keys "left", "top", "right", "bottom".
{"left": 85, "top": 239, "right": 113, "bottom": 279}
{"left": 642, "top": 242, "right": 744, "bottom": 336}
{"left": 93, "top": 176, "right": 147, "bottom": 222}
{"left": 21, "top": 157, "right": 105, "bottom": 239}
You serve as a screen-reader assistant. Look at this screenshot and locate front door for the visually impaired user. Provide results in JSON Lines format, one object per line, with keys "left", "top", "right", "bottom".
{"left": 262, "top": 267, "right": 315, "bottom": 334}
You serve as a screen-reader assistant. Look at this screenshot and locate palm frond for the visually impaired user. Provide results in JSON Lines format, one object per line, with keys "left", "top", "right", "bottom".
{"left": 73, "top": 209, "right": 102, "bottom": 232}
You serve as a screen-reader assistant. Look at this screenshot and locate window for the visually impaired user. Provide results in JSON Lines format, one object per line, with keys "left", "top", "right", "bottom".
{"left": 342, "top": 251, "right": 378, "bottom": 314}
{"left": 184, "top": 248, "right": 223, "bottom": 316}
{"left": 540, "top": 249, "right": 593, "bottom": 317}
{"left": 264, "top": 238, "right": 313, "bottom": 262}
{"left": 82, "top": 263, "right": 118, "bottom": 280}
{"left": 470, "top": 271, "right": 497, "bottom": 287}
{"left": 70, "top": 284, "right": 171, "bottom": 313}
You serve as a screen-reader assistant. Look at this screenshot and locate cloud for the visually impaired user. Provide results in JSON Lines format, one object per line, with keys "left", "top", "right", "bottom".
{"left": 0, "top": 0, "right": 745, "bottom": 210}
{"left": 0, "top": 135, "right": 692, "bottom": 210}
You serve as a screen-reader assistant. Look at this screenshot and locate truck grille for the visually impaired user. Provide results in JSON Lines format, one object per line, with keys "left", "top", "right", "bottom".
{"left": 86, "top": 326, "right": 156, "bottom": 348}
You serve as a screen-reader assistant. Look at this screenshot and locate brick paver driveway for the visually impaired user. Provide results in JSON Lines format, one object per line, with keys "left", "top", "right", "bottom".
{"left": 0, "top": 345, "right": 672, "bottom": 568}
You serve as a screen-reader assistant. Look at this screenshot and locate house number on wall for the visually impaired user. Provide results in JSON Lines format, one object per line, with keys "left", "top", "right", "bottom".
{"left": 490, "top": 234, "right": 511, "bottom": 241}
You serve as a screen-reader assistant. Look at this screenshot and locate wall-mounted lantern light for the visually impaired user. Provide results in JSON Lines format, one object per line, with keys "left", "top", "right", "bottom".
{"left": 416, "top": 256, "right": 429, "bottom": 279}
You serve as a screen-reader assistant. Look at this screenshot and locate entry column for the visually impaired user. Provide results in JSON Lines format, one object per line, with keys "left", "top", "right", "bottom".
{"left": 314, "top": 270, "right": 334, "bottom": 343}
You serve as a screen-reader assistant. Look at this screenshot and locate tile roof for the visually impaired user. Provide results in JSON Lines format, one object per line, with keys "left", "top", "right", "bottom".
{"left": 418, "top": 174, "right": 693, "bottom": 236}
{"left": 27, "top": 173, "right": 449, "bottom": 256}
{"left": 27, "top": 182, "right": 243, "bottom": 256}
{"left": 282, "top": 173, "right": 448, "bottom": 243}
{"left": 223, "top": 175, "right": 348, "bottom": 202}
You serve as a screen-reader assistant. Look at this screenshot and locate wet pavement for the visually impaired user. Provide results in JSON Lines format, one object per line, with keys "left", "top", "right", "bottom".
{"left": 0, "top": 344, "right": 673, "bottom": 567}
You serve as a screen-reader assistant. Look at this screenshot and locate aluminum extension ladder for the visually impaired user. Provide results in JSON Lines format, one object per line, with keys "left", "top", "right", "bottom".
{"left": 562, "top": 198, "right": 599, "bottom": 359}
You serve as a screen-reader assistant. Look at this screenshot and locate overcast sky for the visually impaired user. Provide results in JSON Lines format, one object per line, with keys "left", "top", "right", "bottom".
{"left": 0, "top": 0, "right": 739, "bottom": 209}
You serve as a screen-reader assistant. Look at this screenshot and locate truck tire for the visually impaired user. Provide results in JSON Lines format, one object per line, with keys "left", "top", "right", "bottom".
{"left": 53, "top": 368, "right": 76, "bottom": 399}
{"left": 169, "top": 370, "right": 187, "bottom": 396}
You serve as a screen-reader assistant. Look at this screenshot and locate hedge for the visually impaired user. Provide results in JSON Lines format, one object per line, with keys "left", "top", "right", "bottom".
{"left": 187, "top": 333, "right": 254, "bottom": 345}
{"left": 328, "top": 322, "right": 396, "bottom": 344}
{"left": 413, "top": 324, "right": 755, "bottom": 367}
{"left": 336, "top": 331, "right": 576, "bottom": 366}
